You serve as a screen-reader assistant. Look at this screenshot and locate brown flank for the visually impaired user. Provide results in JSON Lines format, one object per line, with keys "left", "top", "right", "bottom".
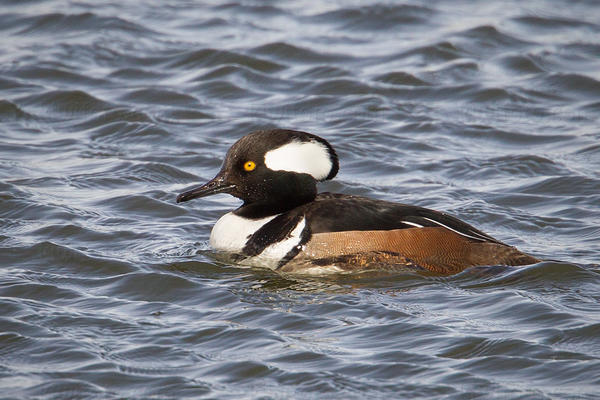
{"left": 293, "top": 227, "right": 539, "bottom": 274}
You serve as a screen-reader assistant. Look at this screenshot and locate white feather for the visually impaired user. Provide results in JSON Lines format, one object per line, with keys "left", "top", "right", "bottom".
{"left": 421, "top": 217, "right": 485, "bottom": 241}
{"left": 264, "top": 140, "right": 332, "bottom": 180}
{"left": 210, "top": 212, "right": 276, "bottom": 252}
{"left": 209, "top": 213, "right": 307, "bottom": 270}
{"left": 401, "top": 221, "right": 424, "bottom": 228}
{"left": 254, "top": 217, "right": 306, "bottom": 264}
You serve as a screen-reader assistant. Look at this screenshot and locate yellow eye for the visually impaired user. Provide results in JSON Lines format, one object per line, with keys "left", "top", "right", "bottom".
{"left": 243, "top": 161, "right": 256, "bottom": 172}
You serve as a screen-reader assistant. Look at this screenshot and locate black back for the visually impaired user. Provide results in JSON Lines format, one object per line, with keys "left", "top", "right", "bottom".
{"left": 239, "top": 192, "right": 506, "bottom": 263}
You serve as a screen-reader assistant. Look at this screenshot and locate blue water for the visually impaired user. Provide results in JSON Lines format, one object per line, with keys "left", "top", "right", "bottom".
{"left": 1, "top": 1, "right": 599, "bottom": 398}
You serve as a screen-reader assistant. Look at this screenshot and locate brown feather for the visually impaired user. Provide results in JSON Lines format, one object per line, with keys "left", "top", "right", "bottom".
{"left": 291, "top": 227, "right": 539, "bottom": 274}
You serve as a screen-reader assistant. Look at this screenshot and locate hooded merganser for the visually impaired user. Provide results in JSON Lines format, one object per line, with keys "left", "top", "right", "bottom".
{"left": 176, "top": 129, "right": 539, "bottom": 274}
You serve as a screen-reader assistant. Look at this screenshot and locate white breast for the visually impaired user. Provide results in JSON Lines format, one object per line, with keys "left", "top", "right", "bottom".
{"left": 209, "top": 212, "right": 276, "bottom": 252}
{"left": 209, "top": 212, "right": 307, "bottom": 269}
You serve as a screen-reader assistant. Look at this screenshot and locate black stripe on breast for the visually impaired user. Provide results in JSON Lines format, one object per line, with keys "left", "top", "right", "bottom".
{"left": 276, "top": 227, "right": 311, "bottom": 269}
{"left": 242, "top": 213, "right": 308, "bottom": 257}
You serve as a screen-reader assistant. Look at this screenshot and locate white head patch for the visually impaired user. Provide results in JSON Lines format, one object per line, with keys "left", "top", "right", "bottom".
{"left": 264, "top": 140, "right": 333, "bottom": 180}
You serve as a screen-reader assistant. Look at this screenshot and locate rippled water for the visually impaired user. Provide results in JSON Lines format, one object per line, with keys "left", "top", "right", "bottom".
{"left": 1, "top": 0, "right": 600, "bottom": 398}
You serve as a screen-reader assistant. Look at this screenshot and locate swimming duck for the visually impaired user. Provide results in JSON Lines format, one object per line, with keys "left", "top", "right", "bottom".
{"left": 177, "top": 129, "right": 539, "bottom": 274}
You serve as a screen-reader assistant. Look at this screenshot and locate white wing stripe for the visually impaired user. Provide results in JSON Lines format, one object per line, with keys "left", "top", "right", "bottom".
{"left": 401, "top": 220, "right": 424, "bottom": 228}
{"left": 421, "top": 217, "right": 487, "bottom": 242}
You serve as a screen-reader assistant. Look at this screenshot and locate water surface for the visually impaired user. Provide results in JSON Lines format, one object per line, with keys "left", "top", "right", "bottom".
{"left": 1, "top": 0, "right": 599, "bottom": 399}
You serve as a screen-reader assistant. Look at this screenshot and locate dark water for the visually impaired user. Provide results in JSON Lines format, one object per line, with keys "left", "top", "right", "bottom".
{"left": 1, "top": 0, "right": 600, "bottom": 398}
